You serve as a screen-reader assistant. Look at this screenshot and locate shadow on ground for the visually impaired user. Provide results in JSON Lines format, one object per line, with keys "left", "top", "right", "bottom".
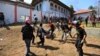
{"left": 37, "top": 45, "right": 59, "bottom": 50}
{"left": 54, "top": 38, "right": 76, "bottom": 44}
{"left": 84, "top": 53, "right": 100, "bottom": 56}
{"left": 26, "top": 52, "right": 37, "bottom": 56}
{"left": 86, "top": 43, "right": 100, "bottom": 49}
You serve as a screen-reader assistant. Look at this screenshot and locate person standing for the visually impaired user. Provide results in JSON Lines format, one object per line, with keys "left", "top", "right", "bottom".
{"left": 0, "top": 12, "right": 6, "bottom": 27}
{"left": 73, "top": 22, "right": 87, "bottom": 56}
{"left": 92, "top": 15, "right": 96, "bottom": 27}
{"left": 91, "top": 14, "right": 96, "bottom": 27}
{"left": 33, "top": 15, "right": 38, "bottom": 27}
{"left": 21, "top": 18, "right": 34, "bottom": 56}
{"left": 85, "top": 16, "right": 89, "bottom": 27}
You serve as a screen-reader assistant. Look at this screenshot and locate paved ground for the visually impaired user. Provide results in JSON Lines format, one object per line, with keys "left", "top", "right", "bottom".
{"left": 0, "top": 25, "right": 100, "bottom": 56}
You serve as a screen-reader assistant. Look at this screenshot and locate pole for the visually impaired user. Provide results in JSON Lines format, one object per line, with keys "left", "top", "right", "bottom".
{"left": 30, "top": 6, "right": 32, "bottom": 22}
{"left": 14, "top": 1, "right": 17, "bottom": 23}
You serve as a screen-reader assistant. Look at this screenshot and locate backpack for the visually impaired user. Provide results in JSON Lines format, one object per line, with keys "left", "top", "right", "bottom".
{"left": 37, "top": 27, "right": 46, "bottom": 38}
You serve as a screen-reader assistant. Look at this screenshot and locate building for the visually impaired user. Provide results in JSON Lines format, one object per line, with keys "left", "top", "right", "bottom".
{"left": 74, "top": 9, "right": 93, "bottom": 20}
{"left": 0, "top": 0, "right": 72, "bottom": 24}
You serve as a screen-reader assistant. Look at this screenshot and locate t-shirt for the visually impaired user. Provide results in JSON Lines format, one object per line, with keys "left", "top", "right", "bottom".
{"left": 21, "top": 25, "right": 34, "bottom": 40}
{"left": 76, "top": 27, "right": 86, "bottom": 40}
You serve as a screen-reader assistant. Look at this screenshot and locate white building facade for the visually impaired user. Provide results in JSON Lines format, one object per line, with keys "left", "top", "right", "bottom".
{"left": 33, "top": 0, "right": 71, "bottom": 18}
{"left": 0, "top": 0, "right": 71, "bottom": 24}
{"left": 74, "top": 9, "right": 93, "bottom": 20}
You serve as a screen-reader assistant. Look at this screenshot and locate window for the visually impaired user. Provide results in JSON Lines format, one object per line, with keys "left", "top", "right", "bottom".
{"left": 37, "top": 6, "right": 39, "bottom": 11}
{"left": 19, "top": 0, "right": 24, "bottom": 2}
{"left": 64, "top": 9, "right": 65, "bottom": 13}
{"left": 50, "top": 3, "right": 53, "bottom": 10}
{"left": 40, "top": 4, "right": 42, "bottom": 10}
{"left": 61, "top": 8, "right": 63, "bottom": 12}
{"left": 55, "top": 5, "right": 57, "bottom": 11}
{"left": 64, "top": 10, "right": 66, "bottom": 14}
{"left": 58, "top": 6, "right": 60, "bottom": 11}
{"left": 63, "top": 8, "right": 65, "bottom": 13}
{"left": 50, "top": 3, "right": 53, "bottom": 6}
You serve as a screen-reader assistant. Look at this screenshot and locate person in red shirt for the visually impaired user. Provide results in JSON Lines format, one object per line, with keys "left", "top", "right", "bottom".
{"left": 48, "top": 21, "right": 55, "bottom": 40}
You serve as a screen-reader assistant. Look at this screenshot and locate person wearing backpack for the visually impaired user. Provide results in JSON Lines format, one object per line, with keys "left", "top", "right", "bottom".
{"left": 37, "top": 23, "right": 46, "bottom": 46}
{"left": 21, "top": 18, "right": 34, "bottom": 56}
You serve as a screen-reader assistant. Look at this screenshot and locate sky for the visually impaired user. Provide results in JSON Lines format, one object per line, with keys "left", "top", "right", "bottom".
{"left": 59, "top": 0, "right": 97, "bottom": 11}
{"left": 24, "top": 0, "right": 97, "bottom": 11}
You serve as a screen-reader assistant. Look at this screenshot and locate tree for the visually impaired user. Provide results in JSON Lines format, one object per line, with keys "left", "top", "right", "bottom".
{"left": 69, "top": 5, "right": 75, "bottom": 18}
{"left": 88, "top": 6, "right": 94, "bottom": 10}
{"left": 88, "top": 5, "right": 96, "bottom": 15}
{"left": 70, "top": 5, "right": 74, "bottom": 11}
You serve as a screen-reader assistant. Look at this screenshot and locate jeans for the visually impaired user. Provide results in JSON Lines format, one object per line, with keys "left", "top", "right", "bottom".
{"left": 24, "top": 39, "right": 31, "bottom": 55}
{"left": 75, "top": 39, "right": 83, "bottom": 56}
{"left": 62, "top": 31, "right": 69, "bottom": 40}
{"left": 32, "top": 36, "right": 35, "bottom": 44}
{"left": 49, "top": 29, "right": 54, "bottom": 40}
{"left": 38, "top": 37, "right": 45, "bottom": 46}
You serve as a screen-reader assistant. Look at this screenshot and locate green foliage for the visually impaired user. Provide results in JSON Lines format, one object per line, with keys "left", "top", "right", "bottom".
{"left": 88, "top": 5, "right": 94, "bottom": 10}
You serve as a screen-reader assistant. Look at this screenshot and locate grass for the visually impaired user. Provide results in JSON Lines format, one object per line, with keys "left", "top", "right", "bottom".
{"left": 83, "top": 22, "right": 100, "bottom": 28}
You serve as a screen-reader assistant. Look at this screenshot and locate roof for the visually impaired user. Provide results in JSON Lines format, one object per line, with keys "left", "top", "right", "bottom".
{"left": 31, "top": 0, "right": 43, "bottom": 6}
{"left": 74, "top": 9, "right": 93, "bottom": 15}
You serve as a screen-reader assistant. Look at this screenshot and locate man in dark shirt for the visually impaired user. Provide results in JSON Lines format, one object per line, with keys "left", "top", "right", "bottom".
{"left": 61, "top": 22, "right": 69, "bottom": 41}
{"left": 73, "top": 22, "right": 87, "bottom": 56}
{"left": 21, "top": 18, "right": 34, "bottom": 56}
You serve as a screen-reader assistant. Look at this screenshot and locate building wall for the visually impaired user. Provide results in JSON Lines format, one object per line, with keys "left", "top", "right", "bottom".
{"left": 0, "top": 0, "right": 71, "bottom": 24}
{"left": 34, "top": 0, "right": 70, "bottom": 18}
{"left": 75, "top": 13, "right": 90, "bottom": 20}
{"left": 0, "top": 1, "right": 42, "bottom": 24}
{"left": 49, "top": 1, "right": 70, "bottom": 18}
{"left": 0, "top": 1, "right": 14, "bottom": 24}
{"left": 32, "top": 10, "right": 42, "bottom": 22}
{"left": 42, "top": 0, "right": 50, "bottom": 12}
{"left": 17, "top": 6, "right": 30, "bottom": 22}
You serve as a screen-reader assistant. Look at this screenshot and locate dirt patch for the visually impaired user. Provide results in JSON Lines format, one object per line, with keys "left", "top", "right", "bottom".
{"left": 0, "top": 25, "right": 100, "bottom": 56}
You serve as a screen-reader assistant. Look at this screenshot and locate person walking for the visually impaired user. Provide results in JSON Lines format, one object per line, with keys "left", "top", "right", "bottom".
{"left": 68, "top": 23, "right": 73, "bottom": 38}
{"left": 73, "top": 22, "right": 87, "bottom": 56}
{"left": 56, "top": 22, "right": 60, "bottom": 31}
{"left": 21, "top": 18, "right": 34, "bottom": 56}
{"left": 37, "top": 23, "right": 46, "bottom": 46}
{"left": 61, "top": 21, "right": 69, "bottom": 41}
{"left": 49, "top": 23, "right": 55, "bottom": 40}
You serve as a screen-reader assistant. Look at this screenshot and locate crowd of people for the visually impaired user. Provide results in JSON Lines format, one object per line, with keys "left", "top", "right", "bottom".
{"left": 0, "top": 12, "right": 98, "bottom": 56}
{"left": 21, "top": 17, "right": 87, "bottom": 56}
